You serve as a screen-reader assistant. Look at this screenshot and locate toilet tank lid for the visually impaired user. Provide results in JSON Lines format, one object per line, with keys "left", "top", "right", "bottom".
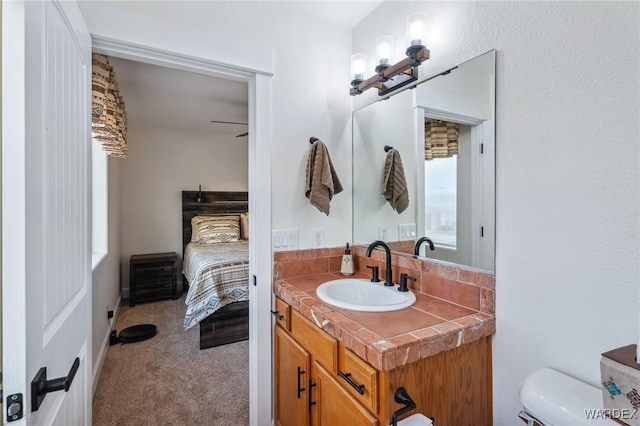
{"left": 519, "top": 367, "right": 616, "bottom": 426}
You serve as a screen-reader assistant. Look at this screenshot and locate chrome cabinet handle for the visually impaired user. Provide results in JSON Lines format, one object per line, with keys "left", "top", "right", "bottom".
{"left": 270, "top": 310, "right": 284, "bottom": 320}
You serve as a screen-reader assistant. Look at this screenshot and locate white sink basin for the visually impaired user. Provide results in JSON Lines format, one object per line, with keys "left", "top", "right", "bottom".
{"left": 316, "top": 278, "right": 416, "bottom": 312}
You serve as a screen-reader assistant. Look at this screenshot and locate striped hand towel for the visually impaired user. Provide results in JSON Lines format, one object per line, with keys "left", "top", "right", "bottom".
{"left": 305, "top": 139, "right": 343, "bottom": 215}
{"left": 382, "top": 148, "right": 409, "bottom": 214}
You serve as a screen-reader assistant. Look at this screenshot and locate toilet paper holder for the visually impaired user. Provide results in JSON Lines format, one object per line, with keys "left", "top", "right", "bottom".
{"left": 391, "top": 387, "right": 435, "bottom": 426}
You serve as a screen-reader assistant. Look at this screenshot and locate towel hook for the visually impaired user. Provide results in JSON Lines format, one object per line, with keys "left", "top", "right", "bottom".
{"left": 310, "top": 137, "right": 319, "bottom": 144}
{"left": 384, "top": 145, "right": 393, "bottom": 152}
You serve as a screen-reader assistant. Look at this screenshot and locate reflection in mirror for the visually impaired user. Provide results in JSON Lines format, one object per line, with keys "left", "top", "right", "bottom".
{"left": 352, "top": 50, "right": 495, "bottom": 273}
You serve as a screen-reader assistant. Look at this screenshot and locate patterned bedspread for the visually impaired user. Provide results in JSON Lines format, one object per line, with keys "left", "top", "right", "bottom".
{"left": 183, "top": 241, "right": 249, "bottom": 329}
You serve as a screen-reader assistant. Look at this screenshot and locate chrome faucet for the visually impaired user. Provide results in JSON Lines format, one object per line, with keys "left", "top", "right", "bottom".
{"left": 365, "top": 240, "right": 393, "bottom": 286}
{"left": 414, "top": 236, "right": 435, "bottom": 256}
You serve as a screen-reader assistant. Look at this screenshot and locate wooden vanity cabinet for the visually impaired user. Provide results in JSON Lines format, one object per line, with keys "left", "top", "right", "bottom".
{"left": 378, "top": 336, "right": 492, "bottom": 425}
{"left": 275, "top": 306, "right": 373, "bottom": 426}
{"left": 274, "top": 326, "right": 310, "bottom": 426}
{"left": 274, "top": 297, "right": 492, "bottom": 426}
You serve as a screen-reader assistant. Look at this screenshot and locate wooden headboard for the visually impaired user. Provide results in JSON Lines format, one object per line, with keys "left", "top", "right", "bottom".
{"left": 181, "top": 191, "right": 249, "bottom": 257}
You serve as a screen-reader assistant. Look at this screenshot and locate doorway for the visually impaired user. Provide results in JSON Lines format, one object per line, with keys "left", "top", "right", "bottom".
{"left": 91, "top": 33, "right": 273, "bottom": 423}
{"left": 92, "top": 56, "right": 252, "bottom": 422}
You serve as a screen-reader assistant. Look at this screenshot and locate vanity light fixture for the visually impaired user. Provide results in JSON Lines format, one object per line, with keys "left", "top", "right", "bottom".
{"left": 350, "top": 13, "right": 430, "bottom": 97}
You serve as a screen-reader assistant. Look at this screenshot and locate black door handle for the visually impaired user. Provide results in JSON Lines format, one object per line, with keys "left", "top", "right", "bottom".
{"left": 31, "top": 357, "right": 80, "bottom": 412}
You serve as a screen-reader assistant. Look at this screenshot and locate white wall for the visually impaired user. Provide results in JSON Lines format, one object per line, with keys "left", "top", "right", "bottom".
{"left": 354, "top": 2, "right": 639, "bottom": 424}
{"left": 119, "top": 125, "right": 248, "bottom": 294}
{"left": 84, "top": 1, "right": 354, "bottom": 250}
{"left": 91, "top": 156, "right": 122, "bottom": 387}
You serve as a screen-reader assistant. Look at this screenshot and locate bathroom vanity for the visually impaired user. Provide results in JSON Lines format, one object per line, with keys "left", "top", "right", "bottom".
{"left": 273, "top": 49, "right": 497, "bottom": 425}
{"left": 272, "top": 247, "right": 495, "bottom": 425}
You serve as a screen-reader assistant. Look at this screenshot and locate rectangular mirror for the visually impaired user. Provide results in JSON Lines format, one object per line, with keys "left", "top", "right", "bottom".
{"left": 352, "top": 50, "right": 496, "bottom": 273}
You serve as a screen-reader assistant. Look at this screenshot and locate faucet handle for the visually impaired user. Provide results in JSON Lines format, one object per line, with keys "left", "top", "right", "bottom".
{"left": 366, "top": 265, "right": 380, "bottom": 282}
{"left": 399, "top": 273, "right": 416, "bottom": 292}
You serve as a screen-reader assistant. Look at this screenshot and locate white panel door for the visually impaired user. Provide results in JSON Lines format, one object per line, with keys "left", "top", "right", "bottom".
{"left": 2, "top": 0, "right": 92, "bottom": 424}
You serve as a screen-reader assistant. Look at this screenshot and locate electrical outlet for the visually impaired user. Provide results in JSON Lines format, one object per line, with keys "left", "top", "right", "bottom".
{"left": 378, "top": 225, "right": 388, "bottom": 241}
{"left": 312, "top": 229, "right": 325, "bottom": 248}
{"left": 107, "top": 310, "right": 114, "bottom": 319}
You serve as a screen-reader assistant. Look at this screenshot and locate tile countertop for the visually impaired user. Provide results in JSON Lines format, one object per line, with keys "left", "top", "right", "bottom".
{"left": 274, "top": 272, "right": 496, "bottom": 371}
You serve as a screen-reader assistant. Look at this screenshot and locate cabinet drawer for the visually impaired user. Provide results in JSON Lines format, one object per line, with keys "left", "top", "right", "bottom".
{"left": 291, "top": 310, "right": 337, "bottom": 373}
{"left": 313, "top": 361, "right": 378, "bottom": 426}
{"left": 136, "top": 280, "right": 174, "bottom": 290}
{"left": 274, "top": 298, "right": 291, "bottom": 331}
{"left": 338, "top": 344, "right": 379, "bottom": 413}
{"left": 133, "top": 264, "right": 174, "bottom": 279}
{"left": 135, "top": 287, "right": 174, "bottom": 300}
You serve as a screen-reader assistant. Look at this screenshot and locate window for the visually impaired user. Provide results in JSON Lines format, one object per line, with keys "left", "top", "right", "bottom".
{"left": 92, "top": 141, "right": 108, "bottom": 269}
{"left": 424, "top": 156, "right": 457, "bottom": 248}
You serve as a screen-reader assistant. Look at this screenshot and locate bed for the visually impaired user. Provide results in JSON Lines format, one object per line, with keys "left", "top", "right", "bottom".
{"left": 181, "top": 190, "right": 249, "bottom": 349}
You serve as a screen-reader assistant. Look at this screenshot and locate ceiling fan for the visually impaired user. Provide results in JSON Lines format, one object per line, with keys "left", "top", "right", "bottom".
{"left": 210, "top": 120, "right": 248, "bottom": 137}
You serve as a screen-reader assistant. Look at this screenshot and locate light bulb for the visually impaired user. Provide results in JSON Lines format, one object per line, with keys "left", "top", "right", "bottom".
{"left": 350, "top": 53, "right": 367, "bottom": 81}
{"left": 406, "top": 13, "right": 426, "bottom": 46}
{"left": 375, "top": 35, "right": 394, "bottom": 66}
{"left": 378, "top": 43, "right": 390, "bottom": 60}
{"left": 409, "top": 21, "right": 424, "bottom": 41}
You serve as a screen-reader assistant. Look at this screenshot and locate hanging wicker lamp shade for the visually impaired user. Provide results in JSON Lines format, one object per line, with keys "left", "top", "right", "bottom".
{"left": 91, "top": 53, "right": 127, "bottom": 158}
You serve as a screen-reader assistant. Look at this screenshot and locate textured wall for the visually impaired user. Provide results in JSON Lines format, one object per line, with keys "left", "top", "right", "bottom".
{"left": 90, "top": 1, "right": 354, "bottom": 249}
{"left": 354, "top": 2, "right": 639, "bottom": 423}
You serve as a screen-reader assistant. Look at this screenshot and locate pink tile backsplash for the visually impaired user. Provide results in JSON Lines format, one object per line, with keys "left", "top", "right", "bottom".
{"left": 272, "top": 246, "right": 496, "bottom": 370}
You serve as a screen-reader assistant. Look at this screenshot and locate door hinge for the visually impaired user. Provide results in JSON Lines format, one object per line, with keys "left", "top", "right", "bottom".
{"left": 6, "top": 393, "right": 24, "bottom": 422}
{"left": 253, "top": 275, "right": 257, "bottom": 287}
{"left": 481, "top": 226, "right": 484, "bottom": 237}
{"left": 480, "top": 143, "right": 484, "bottom": 154}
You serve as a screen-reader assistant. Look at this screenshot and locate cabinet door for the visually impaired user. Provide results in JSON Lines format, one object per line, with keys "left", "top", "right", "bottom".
{"left": 275, "top": 326, "right": 311, "bottom": 426}
{"left": 311, "top": 361, "right": 378, "bottom": 426}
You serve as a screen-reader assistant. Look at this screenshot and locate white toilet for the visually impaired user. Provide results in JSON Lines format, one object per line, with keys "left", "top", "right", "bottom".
{"left": 519, "top": 367, "right": 617, "bottom": 425}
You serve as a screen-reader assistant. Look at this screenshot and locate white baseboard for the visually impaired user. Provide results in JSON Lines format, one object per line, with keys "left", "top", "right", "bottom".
{"left": 92, "top": 296, "right": 121, "bottom": 396}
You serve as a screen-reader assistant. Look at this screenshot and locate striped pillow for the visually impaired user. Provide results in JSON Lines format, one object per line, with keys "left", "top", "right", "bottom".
{"left": 191, "top": 215, "right": 240, "bottom": 243}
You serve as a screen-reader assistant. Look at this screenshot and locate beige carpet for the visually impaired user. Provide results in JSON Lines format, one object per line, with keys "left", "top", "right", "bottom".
{"left": 93, "top": 296, "right": 249, "bottom": 425}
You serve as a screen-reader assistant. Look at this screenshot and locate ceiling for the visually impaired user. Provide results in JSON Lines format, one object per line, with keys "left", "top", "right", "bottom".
{"left": 111, "top": 57, "right": 249, "bottom": 138}
{"left": 109, "top": 2, "right": 382, "bottom": 139}
{"left": 275, "top": 1, "right": 383, "bottom": 28}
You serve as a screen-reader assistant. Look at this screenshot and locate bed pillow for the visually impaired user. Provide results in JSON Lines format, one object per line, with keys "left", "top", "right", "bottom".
{"left": 191, "top": 215, "right": 240, "bottom": 243}
{"left": 240, "top": 213, "right": 249, "bottom": 240}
